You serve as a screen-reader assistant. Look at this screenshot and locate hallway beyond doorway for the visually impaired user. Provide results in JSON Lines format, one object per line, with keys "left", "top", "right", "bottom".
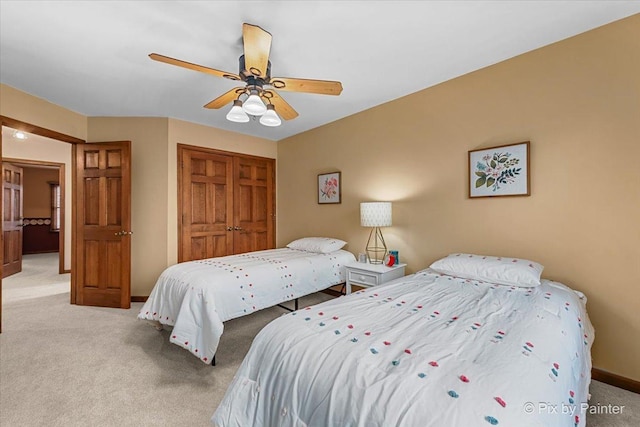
{"left": 2, "top": 253, "right": 69, "bottom": 303}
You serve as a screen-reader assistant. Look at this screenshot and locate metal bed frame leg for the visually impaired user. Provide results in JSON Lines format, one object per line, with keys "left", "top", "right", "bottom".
{"left": 213, "top": 297, "right": 300, "bottom": 367}
{"left": 277, "top": 298, "right": 299, "bottom": 313}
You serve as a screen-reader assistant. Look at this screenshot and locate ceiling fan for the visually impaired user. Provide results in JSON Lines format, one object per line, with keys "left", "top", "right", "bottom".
{"left": 150, "top": 23, "right": 343, "bottom": 127}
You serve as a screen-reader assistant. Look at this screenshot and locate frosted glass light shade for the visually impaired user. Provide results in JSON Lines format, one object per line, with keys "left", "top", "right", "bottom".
{"left": 226, "top": 100, "right": 250, "bottom": 122}
{"left": 242, "top": 90, "right": 267, "bottom": 116}
{"left": 259, "top": 104, "right": 281, "bottom": 127}
{"left": 360, "top": 202, "right": 392, "bottom": 227}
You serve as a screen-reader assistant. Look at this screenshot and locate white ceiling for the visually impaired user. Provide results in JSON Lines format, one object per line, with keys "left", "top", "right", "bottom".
{"left": 1, "top": 1, "right": 639, "bottom": 142}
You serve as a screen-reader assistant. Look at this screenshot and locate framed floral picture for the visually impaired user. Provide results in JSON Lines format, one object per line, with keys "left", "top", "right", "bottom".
{"left": 318, "top": 172, "right": 341, "bottom": 204}
{"left": 469, "top": 141, "right": 530, "bottom": 198}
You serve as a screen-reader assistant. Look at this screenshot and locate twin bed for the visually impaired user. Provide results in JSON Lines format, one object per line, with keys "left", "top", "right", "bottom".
{"left": 138, "top": 237, "right": 355, "bottom": 363}
{"left": 210, "top": 253, "right": 594, "bottom": 427}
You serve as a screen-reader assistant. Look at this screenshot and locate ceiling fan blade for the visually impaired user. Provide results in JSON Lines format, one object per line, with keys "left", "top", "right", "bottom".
{"left": 242, "top": 23, "right": 272, "bottom": 78}
{"left": 264, "top": 90, "right": 298, "bottom": 120}
{"left": 149, "top": 53, "right": 241, "bottom": 80}
{"left": 269, "top": 77, "right": 343, "bottom": 96}
{"left": 203, "top": 87, "right": 246, "bottom": 109}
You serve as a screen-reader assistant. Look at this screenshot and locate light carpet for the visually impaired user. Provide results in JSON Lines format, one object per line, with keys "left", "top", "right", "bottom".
{"left": 1, "top": 266, "right": 638, "bottom": 426}
{"left": 0, "top": 291, "right": 333, "bottom": 426}
{"left": 2, "top": 253, "right": 69, "bottom": 303}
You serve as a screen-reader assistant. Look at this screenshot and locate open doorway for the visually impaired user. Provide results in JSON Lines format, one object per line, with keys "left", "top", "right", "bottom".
{"left": 1, "top": 127, "right": 71, "bottom": 303}
{"left": 1, "top": 116, "right": 131, "bottom": 333}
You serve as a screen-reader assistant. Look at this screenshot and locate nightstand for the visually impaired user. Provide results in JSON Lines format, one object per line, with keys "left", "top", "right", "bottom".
{"left": 345, "top": 262, "right": 407, "bottom": 294}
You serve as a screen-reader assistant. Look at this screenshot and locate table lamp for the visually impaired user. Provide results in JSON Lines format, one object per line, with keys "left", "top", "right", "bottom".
{"left": 360, "top": 202, "right": 392, "bottom": 264}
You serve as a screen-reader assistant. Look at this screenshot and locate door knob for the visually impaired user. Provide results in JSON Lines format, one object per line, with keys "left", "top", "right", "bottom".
{"left": 226, "top": 226, "right": 233, "bottom": 231}
{"left": 234, "top": 226, "right": 242, "bottom": 231}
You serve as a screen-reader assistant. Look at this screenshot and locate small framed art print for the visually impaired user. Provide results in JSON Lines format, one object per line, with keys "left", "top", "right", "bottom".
{"left": 469, "top": 141, "right": 530, "bottom": 198}
{"left": 318, "top": 172, "right": 341, "bottom": 204}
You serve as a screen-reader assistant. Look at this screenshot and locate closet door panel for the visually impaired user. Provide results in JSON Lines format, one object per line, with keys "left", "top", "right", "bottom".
{"left": 233, "top": 156, "right": 275, "bottom": 255}
{"left": 179, "top": 147, "right": 233, "bottom": 262}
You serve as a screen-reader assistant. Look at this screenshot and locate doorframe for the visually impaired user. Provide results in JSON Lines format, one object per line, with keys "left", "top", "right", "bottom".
{"left": 2, "top": 158, "right": 67, "bottom": 274}
{"left": 0, "top": 115, "right": 85, "bottom": 333}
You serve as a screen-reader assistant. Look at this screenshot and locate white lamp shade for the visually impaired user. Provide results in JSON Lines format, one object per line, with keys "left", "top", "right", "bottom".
{"left": 360, "top": 202, "right": 392, "bottom": 227}
{"left": 226, "top": 100, "right": 250, "bottom": 122}
{"left": 242, "top": 90, "right": 267, "bottom": 116}
{"left": 259, "top": 104, "right": 281, "bottom": 127}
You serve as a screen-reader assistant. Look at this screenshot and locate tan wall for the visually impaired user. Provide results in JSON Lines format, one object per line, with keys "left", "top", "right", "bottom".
{"left": 277, "top": 15, "right": 640, "bottom": 380}
{"left": 0, "top": 84, "right": 87, "bottom": 140}
{"left": 22, "top": 167, "right": 60, "bottom": 218}
{"left": 3, "top": 135, "right": 73, "bottom": 271}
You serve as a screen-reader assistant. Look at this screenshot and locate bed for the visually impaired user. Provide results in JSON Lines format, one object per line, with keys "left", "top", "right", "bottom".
{"left": 138, "top": 238, "right": 356, "bottom": 363}
{"left": 212, "top": 253, "right": 594, "bottom": 427}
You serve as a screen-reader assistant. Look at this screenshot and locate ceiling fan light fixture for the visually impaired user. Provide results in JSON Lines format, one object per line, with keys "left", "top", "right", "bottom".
{"left": 259, "top": 104, "right": 281, "bottom": 127}
{"left": 242, "top": 90, "right": 267, "bottom": 116}
{"left": 150, "top": 23, "right": 342, "bottom": 127}
{"left": 226, "top": 99, "right": 250, "bottom": 123}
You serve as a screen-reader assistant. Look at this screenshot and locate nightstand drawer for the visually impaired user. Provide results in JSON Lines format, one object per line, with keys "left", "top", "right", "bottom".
{"left": 348, "top": 270, "right": 379, "bottom": 286}
{"left": 344, "top": 262, "right": 406, "bottom": 294}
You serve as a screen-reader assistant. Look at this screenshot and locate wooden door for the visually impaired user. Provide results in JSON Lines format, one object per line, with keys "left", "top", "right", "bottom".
{"left": 73, "top": 142, "right": 131, "bottom": 308}
{"left": 2, "top": 163, "right": 23, "bottom": 278}
{"left": 179, "top": 146, "right": 234, "bottom": 262}
{"left": 233, "top": 156, "right": 275, "bottom": 254}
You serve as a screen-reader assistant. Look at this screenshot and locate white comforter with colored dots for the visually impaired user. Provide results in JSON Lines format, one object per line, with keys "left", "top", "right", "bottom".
{"left": 212, "top": 269, "right": 594, "bottom": 427}
{"left": 138, "top": 248, "right": 355, "bottom": 363}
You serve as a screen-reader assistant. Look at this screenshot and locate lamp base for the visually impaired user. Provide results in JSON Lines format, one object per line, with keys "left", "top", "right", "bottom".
{"left": 365, "top": 227, "right": 387, "bottom": 264}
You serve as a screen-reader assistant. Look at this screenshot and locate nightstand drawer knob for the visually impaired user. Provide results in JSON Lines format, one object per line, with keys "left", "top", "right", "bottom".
{"left": 359, "top": 275, "right": 366, "bottom": 281}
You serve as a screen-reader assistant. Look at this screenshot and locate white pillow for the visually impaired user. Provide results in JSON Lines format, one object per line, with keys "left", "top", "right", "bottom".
{"left": 429, "top": 253, "right": 544, "bottom": 287}
{"left": 286, "top": 237, "right": 347, "bottom": 254}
